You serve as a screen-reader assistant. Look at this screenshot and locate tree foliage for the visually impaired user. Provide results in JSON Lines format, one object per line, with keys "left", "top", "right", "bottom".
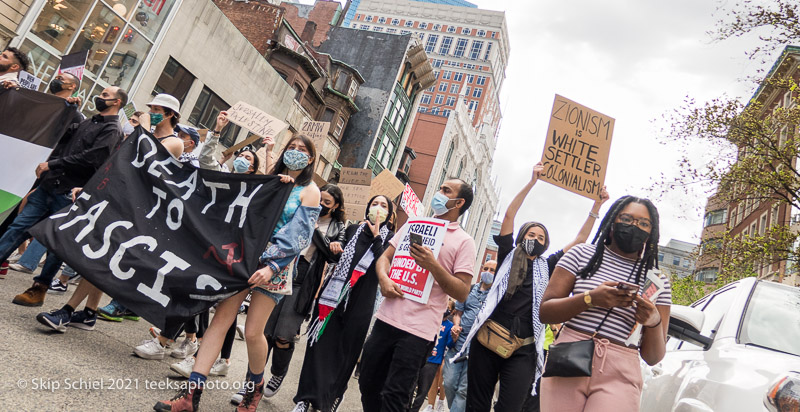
{"left": 713, "top": 0, "right": 800, "bottom": 62}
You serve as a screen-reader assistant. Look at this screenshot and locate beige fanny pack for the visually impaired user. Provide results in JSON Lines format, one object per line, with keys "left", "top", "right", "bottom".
{"left": 476, "top": 319, "right": 535, "bottom": 359}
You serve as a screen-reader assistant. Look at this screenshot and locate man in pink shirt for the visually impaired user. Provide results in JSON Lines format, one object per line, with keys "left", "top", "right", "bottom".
{"left": 360, "top": 179, "right": 477, "bottom": 412}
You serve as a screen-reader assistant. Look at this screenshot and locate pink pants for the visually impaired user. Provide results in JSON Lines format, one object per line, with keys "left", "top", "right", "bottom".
{"left": 540, "top": 326, "right": 643, "bottom": 412}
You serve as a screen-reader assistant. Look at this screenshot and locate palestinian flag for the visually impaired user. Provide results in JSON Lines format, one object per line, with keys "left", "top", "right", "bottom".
{"left": 0, "top": 88, "right": 74, "bottom": 224}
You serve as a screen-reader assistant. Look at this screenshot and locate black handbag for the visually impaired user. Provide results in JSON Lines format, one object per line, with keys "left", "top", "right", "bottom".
{"left": 542, "top": 309, "right": 612, "bottom": 378}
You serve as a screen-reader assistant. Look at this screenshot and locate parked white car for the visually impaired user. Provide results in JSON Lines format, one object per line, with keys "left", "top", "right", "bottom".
{"left": 640, "top": 277, "right": 800, "bottom": 412}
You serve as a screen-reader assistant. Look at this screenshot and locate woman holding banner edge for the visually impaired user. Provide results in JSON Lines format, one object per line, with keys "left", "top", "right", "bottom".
{"left": 290, "top": 194, "right": 395, "bottom": 412}
{"left": 453, "top": 162, "right": 608, "bottom": 412}
{"left": 154, "top": 134, "right": 321, "bottom": 412}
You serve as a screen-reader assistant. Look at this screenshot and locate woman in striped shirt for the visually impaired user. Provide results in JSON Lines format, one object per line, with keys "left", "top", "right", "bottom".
{"left": 539, "top": 196, "right": 671, "bottom": 412}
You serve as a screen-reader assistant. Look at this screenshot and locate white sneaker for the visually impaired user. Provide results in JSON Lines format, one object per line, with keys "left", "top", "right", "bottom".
{"left": 263, "top": 374, "right": 285, "bottom": 397}
{"left": 291, "top": 401, "right": 311, "bottom": 412}
{"left": 435, "top": 400, "right": 446, "bottom": 412}
{"left": 231, "top": 387, "right": 246, "bottom": 405}
{"left": 421, "top": 405, "right": 433, "bottom": 412}
{"left": 134, "top": 337, "right": 166, "bottom": 359}
{"left": 9, "top": 262, "right": 33, "bottom": 274}
{"left": 209, "top": 358, "right": 230, "bottom": 376}
{"left": 7, "top": 252, "right": 22, "bottom": 263}
{"left": 170, "top": 356, "right": 195, "bottom": 378}
{"left": 236, "top": 324, "right": 245, "bottom": 340}
{"left": 171, "top": 337, "right": 199, "bottom": 359}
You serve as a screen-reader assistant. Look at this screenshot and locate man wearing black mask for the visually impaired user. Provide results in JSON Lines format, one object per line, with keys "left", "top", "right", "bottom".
{"left": 2, "top": 86, "right": 126, "bottom": 308}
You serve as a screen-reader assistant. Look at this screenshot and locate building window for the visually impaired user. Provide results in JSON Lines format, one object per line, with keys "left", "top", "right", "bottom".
{"left": 334, "top": 116, "right": 345, "bottom": 138}
{"left": 420, "top": 94, "right": 431, "bottom": 104}
{"left": 378, "top": 17, "right": 386, "bottom": 23}
{"left": 658, "top": 252, "right": 664, "bottom": 262}
{"left": 401, "top": 30, "right": 411, "bottom": 35}
{"left": 450, "top": 83, "right": 460, "bottom": 93}
{"left": 453, "top": 72, "right": 463, "bottom": 82}
{"left": 464, "top": 63, "right": 475, "bottom": 69}
{"left": 419, "top": 22, "right": 428, "bottom": 29}
{"left": 425, "top": 34, "right": 439, "bottom": 53}
{"left": 442, "top": 109, "right": 451, "bottom": 117}
{"left": 352, "top": 24, "right": 358, "bottom": 28}
{"left": 491, "top": 32, "right": 496, "bottom": 38}
{"left": 469, "top": 40, "right": 484, "bottom": 60}
{"left": 355, "top": 14, "right": 361, "bottom": 20}
{"left": 366, "top": 15, "right": 373, "bottom": 22}
{"left": 432, "top": 59, "right": 443, "bottom": 68}
{"left": 391, "top": 18, "right": 400, "bottom": 25}
{"left": 360, "top": 24, "right": 370, "bottom": 30}
{"left": 477, "top": 29, "right": 486, "bottom": 36}
{"left": 433, "top": 24, "right": 441, "bottom": 31}
{"left": 672, "top": 256, "right": 681, "bottom": 266}
{"left": 418, "top": 107, "right": 427, "bottom": 113}
{"left": 387, "top": 28, "right": 397, "bottom": 34}
{"left": 465, "top": 86, "right": 471, "bottom": 96}
{"left": 695, "top": 268, "right": 718, "bottom": 283}
{"left": 405, "top": 20, "right": 414, "bottom": 27}
{"left": 448, "top": 26, "right": 456, "bottom": 33}
{"left": 446, "top": 96, "right": 455, "bottom": 106}
{"left": 453, "top": 38, "right": 468, "bottom": 57}
{"left": 472, "top": 88, "right": 483, "bottom": 98}
{"left": 189, "top": 86, "right": 241, "bottom": 147}
{"left": 434, "top": 94, "right": 444, "bottom": 105}
{"left": 683, "top": 258, "right": 691, "bottom": 268}
{"left": 293, "top": 83, "right": 304, "bottom": 101}
{"left": 467, "top": 74, "right": 474, "bottom": 83}
{"left": 321, "top": 108, "right": 335, "bottom": 123}
{"left": 438, "top": 82, "right": 448, "bottom": 92}
{"left": 373, "top": 27, "right": 383, "bottom": 32}
{"left": 431, "top": 107, "right": 440, "bottom": 115}
{"left": 476, "top": 75, "right": 487, "bottom": 85}
{"left": 152, "top": 57, "right": 195, "bottom": 105}
{"left": 704, "top": 209, "right": 728, "bottom": 227}
{"left": 442, "top": 70, "right": 451, "bottom": 80}
{"left": 484, "top": 42, "right": 493, "bottom": 60}
{"left": 462, "top": 27, "right": 471, "bottom": 35}
{"left": 468, "top": 100, "right": 478, "bottom": 111}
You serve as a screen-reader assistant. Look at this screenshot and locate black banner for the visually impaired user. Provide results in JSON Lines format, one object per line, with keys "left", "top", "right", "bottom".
{"left": 30, "top": 129, "right": 292, "bottom": 328}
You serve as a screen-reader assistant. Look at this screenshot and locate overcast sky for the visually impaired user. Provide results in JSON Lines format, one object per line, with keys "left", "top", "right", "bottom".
{"left": 300, "top": 0, "right": 776, "bottom": 251}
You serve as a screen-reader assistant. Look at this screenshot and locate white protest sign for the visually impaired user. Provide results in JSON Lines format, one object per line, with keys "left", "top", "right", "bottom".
{"left": 624, "top": 269, "right": 666, "bottom": 346}
{"left": 18, "top": 71, "right": 42, "bottom": 91}
{"left": 388, "top": 218, "right": 448, "bottom": 304}
{"left": 401, "top": 184, "right": 423, "bottom": 217}
{"left": 226, "top": 101, "right": 288, "bottom": 139}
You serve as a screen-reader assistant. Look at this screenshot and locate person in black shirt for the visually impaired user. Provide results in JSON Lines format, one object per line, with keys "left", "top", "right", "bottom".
{"left": 3, "top": 86, "right": 126, "bottom": 308}
{"left": 462, "top": 162, "right": 608, "bottom": 412}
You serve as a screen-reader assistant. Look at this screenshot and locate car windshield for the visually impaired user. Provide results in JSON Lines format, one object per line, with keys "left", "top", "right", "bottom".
{"left": 739, "top": 282, "right": 800, "bottom": 357}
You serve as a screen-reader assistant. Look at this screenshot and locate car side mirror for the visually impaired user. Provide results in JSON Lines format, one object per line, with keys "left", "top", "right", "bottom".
{"left": 668, "top": 305, "right": 712, "bottom": 349}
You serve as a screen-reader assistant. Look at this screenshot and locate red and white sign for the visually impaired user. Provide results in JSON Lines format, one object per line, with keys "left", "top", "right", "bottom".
{"left": 401, "top": 184, "right": 423, "bottom": 217}
{"left": 388, "top": 218, "right": 448, "bottom": 304}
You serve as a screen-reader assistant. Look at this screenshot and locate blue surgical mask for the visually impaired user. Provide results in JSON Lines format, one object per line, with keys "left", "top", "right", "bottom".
{"left": 233, "top": 157, "right": 251, "bottom": 173}
{"left": 431, "top": 192, "right": 456, "bottom": 217}
{"left": 283, "top": 149, "right": 309, "bottom": 171}
{"left": 480, "top": 271, "right": 494, "bottom": 285}
{"left": 149, "top": 112, "right": 164, "bottom": 126}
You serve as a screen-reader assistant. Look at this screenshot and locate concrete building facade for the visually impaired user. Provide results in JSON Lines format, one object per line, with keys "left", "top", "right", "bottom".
{"left": 696, "top": 46, "right": 800, "bottom": 286}
{"left": 0, "top": 0, "right": 30, "bottom": 48}
{"left": 657, "top": 239, "right": 697, "bottom": 280}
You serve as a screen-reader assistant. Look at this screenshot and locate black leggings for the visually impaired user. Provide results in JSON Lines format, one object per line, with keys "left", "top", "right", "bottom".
{"left": 466, "top": 338, "right": 536, "bottom": 412}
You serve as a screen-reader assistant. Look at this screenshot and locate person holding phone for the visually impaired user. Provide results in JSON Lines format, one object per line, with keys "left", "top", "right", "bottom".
{"left": 290, "top": 195, "right": 395, "bottom": 412}
{"left": 538, "top": 196, "right": 672, "bottom": 412}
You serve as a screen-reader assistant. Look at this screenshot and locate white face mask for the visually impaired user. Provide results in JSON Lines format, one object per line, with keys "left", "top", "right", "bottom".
{"left": 122, "top": 121, "right": 135, "bottom": 136}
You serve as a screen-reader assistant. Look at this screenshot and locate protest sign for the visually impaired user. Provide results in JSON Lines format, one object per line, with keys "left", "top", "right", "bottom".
{"left": 388, "top": 218, "right": 448, "bottom": 304}
{"left": 400, "top": 184, "right": 423, "bottom": 217}
{"left": 339, "top": 167, "right": 372, "bottom": 220}
{"left": 30, "top": 129, "right": 293, "bottom": 328}
{"left": 0, "top": 88, "right": 73, "bottom": 224}
{"left": 370, "top": 169, "right": 405, "bottom": 200}
{"left": 624, "top": 269, "right": 666, "bottom": 346}
{"left": 300, "top": 121, "right": 330, "bottom": 144}
{"left": 539, "top": 94, "right": 615, "bottom": 199}
{"left": 58, "top": 50, "right": 89, "bottom": 80}
{"left": 226, "top": 101, "right": 288, "bottom": 139}
{"left": 17, "top": 71, "right": 42, "bottom": 91}
{"left": 222, "top": 132, "right": 262, "bottom": 157}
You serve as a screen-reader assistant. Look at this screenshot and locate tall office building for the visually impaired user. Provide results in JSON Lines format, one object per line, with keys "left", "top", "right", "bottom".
{"left": 345, "top": 0, "right": 508, "bottom": 274}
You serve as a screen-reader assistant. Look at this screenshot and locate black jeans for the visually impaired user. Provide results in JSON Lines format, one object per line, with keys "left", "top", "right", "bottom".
{"left": 409, "top": 362, "right": 440, "bottom": 412}
{"left": 359, "top": 320, "right": 435, "bottom": 412}
{"left": 466, "top": 337, "right": 536, "bottom": 412}
{"left": 267, "top": 335, "right": 295, "bottom": 377}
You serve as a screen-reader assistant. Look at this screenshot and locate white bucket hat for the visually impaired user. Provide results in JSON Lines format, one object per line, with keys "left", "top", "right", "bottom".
{"left": 146, "top": 93, "right": 181, "bottom": 116}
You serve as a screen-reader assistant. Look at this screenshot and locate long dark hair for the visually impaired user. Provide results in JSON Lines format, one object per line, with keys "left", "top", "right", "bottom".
{"left": 577, "top": 196, "right": 660, "bottom": 284}
{"left": 269, "top": 134, "right": 316, "bottom": 186}
{"left": 320, "top": 184, "right": 345, "bottom": 223}
{"left": 239, "top": 149, "right": 260, "bottom": 175}
{"left": 365, "top": 194, "right": 395, "bottom": 232}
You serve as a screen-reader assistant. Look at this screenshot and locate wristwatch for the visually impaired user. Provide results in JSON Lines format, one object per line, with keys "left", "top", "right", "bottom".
{"left": 583, "top": 291, "right": 594, "bottom": 308}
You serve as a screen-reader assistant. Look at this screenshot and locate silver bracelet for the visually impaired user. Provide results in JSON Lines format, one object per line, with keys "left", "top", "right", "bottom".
{"left": 589, "top": 212, "right": 600, "bottom": 219}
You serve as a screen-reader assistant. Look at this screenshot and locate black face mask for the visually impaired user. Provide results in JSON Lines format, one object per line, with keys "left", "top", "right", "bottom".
{"left": 522, "top": 238, "right": 547, "bottom": 257}
{"left": 319, "top": 205, "right": 330, "bottom": 216}
{"left": 49, "top": 79, "right": 65, "bottom": 94}
{"left": 94, "top": 96, "right": 115, "bottom": 112}
{"left": 612, "top": 223, "right": 649, "bottom": 254}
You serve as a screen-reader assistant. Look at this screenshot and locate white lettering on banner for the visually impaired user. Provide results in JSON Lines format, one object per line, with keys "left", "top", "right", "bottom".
{"left": 146, "top": 187, "right": 167, "bottom": 219}
{"left": 226, "top": 182, "right": 263, "bottom": 228}
{"left": 50, "top": 192, "right": 91, "bottom": 220}
{"left": 132, "top": 135, "right": 157, "bottom": 168}
{"left": 164, "top": 170, "right": 197, "bottom": 200}
{"left": 57, "top": 200, "right": 109, "bottom": 242}
{"left": 83, "top": 221, "right": 133, "bottom": 259}
{"left": 137, "top": 251, "right": 190, "bottom": 308}
{"left": 201, "top": 180, "right": 230, "bottom": 214}
{"left": 147, "top": 157, "right": 180, "bottom": 179}
{"left": 110, "top": 236, "right": 158, "bottom": 280}
{"left": 196, "top": 274, "right": 223, "bottom": 292}
{"left": 165, "top": 198, "right": 184, "bottom": 230}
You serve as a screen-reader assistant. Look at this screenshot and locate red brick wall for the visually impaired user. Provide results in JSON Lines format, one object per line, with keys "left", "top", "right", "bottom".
{"left": 406, "top": 113, "right": 447, "bottom": 200}
{"left": 213, "top": 0, "right": 284, "bottom": 55}
{"left": 281, "top": 1, "right": 341, "bottom": 47}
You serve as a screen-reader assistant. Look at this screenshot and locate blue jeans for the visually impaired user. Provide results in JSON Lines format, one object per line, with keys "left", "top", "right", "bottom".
{"left": 16, "top": 238, "right": 47, "bottom": 271}
{"left": 0, "top": 188, "right": 72, "bottom": 285}
{"left": 443, "top": 347, "right": 469, "bottom": 412}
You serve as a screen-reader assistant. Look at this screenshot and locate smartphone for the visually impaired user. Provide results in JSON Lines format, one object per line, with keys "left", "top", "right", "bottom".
{"left": 617, "top": 281, "right": 640, "bottom": 295}
{"left": 409, "top": 232, "right": 424, "bottom": 246}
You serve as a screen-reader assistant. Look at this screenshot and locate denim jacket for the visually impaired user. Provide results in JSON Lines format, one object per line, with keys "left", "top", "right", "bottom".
{"left": 259, "top": 205, "right": 321, "bottom": 273}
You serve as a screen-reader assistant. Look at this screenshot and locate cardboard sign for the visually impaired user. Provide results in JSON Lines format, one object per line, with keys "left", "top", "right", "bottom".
{"left": 340, "top": 183, "right": 371, "bottom": 219}
{"left": 370, "top": 169, "right": 405, "bottom": 200}
{"left": 539, "top": 95, "right": 615, "bottom": 199}
{"left": 340, "top": 167, "right": 372, "bottom": 185}
{"left": 226, "top": 101, "right": 288, "bottom": 139}
{"left": 222, "top": 133, "right": 262, "bottom": 157}
{"left": 300, "top": 121, "right": 330, "bottom": 144}
{"left": 388, "top": 218, "right": 448, "bottom": 304}
{"left": 17, "top": 71, "right": 42, "bottom": 91}
{"left": 401, "top": 184, "right": 423, "bottom": 217}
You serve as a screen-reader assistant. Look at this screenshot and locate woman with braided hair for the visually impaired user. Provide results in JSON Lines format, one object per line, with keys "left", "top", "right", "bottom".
{"left": 539, "top": 195, "right": 672, "bottom": 412}
{"left": 452, "top": 162, "right": 608, "bottom": 412}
